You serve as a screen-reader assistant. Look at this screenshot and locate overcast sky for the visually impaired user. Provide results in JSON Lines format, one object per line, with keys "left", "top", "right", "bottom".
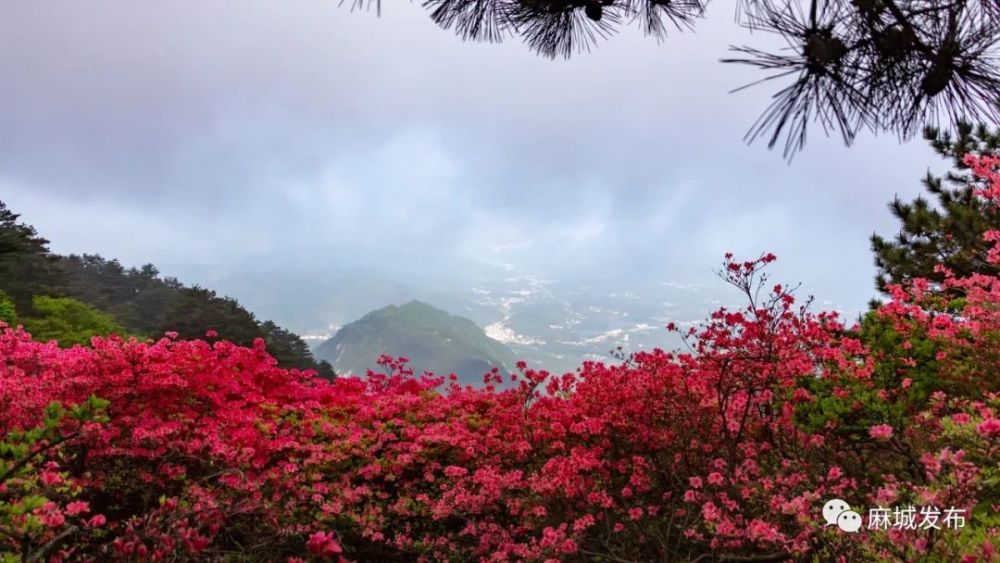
{"left": 0, "top": 1, "right": 946, "bottom": 330}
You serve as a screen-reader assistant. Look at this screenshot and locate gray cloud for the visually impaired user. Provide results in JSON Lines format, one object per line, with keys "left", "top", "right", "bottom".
{"left": 0, "top": 0, "right": 946, "bottom": 332}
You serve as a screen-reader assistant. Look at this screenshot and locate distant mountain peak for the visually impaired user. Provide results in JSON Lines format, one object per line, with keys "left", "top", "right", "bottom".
{"left": 391, "top": 300, "right": 445, "bottom": 317}
{"left": 315, "top": 301, "right": 517, "bottom": 385}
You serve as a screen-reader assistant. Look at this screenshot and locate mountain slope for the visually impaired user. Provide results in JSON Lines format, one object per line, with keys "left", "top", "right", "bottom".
{"left": 315, "top": 300, "right": 518, "bottom": 383}
{"left": 0, "top": 201, "right": 334, "bottom": 378}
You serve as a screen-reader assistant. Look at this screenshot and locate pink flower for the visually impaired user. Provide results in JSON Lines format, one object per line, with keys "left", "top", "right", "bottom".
{"left": 875, "top": 485, "right": 898, "bottom": 506}
{"left": 976, "top": 417, "right": 1000, "bottom": 438}
{"left": 572, "top": 514, "right": 595, "bottom": 532}
{"left": 689, "top": 476, "right": 703, "bottom": 489}
{"left": 39, "top": 471, "right": 62, "bottom": 487}
{"left": 707, "top": 472, "right": 724, "bottom": 486}
{"left": 869, "top": 424, "right": 893, "bottom": 440}
{"left": 901, "top": 378, "right": 912, "bottom": 388}
{"left": 86, "top": 514, "right": 107, "bottom": 528}
{"left": 64, "top": 501, "right": 90, "bottom": 516}
{"left": 702, "top": 501, "right": 721, "bottom": 521}
{"left": 306, "top": 531, "right": 342, "bottom": 557}
{"left": 43, "top": 512, "right": 65, "bottom": 528}
{"left": 558, "top": 539, "right": 578, "bottom": 554}
{"left": 36, "top": 503, "right": 66, "bottom": 529}
{"left": 746, "top": 519, "right": 780, "bottom": 543}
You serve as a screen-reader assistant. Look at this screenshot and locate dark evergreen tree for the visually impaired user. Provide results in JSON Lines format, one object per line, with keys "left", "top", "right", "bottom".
{"left": 161, "top": 287, "right": 263, "bottom": 344}
{"left": 160, "top": 289, "right": 336, "bottom": 378}
{"left": 261, "top": 321, "right": 337, "bottom": 378}
{"left": 57, "top": 255, "right": 183, "bottom": 336}
{"left": 123, "top": 264, "right": 184, "bottom": 336}
{"left": 0, "top": 201, "right": 60, "bottom": 311}
{"left": 871, "top": 122, "right": 1000, "bottom": 294}
{"left": 0, "top": 203, "right": 336, "bottom": 379}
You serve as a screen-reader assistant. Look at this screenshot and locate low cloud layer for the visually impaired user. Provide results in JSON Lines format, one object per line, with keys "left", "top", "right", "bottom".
{"left": 1, "top": 1, "right": 945, "bottom": 332}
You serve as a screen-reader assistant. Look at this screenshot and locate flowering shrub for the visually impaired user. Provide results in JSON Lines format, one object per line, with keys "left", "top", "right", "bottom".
{"left": 0, "top": 396, "right": 109, "bottom": 563}
{"left": 0, "top": 156, "right": 998, "bottom": 561}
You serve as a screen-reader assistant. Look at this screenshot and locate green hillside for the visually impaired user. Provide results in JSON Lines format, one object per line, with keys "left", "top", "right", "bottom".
{"left": 315, "top": 300, "right": 518, "bottom": 384}
{"left": 0, "top": 201, "right": 334, "bottom": 378}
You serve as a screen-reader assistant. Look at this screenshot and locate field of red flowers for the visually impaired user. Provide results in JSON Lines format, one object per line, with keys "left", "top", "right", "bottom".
{"left": 1, "top": 156, "right": 998, "bottom": 562}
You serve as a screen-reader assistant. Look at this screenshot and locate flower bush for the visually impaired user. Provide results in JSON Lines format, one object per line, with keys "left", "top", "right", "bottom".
{"left": 0, "top": 155, "right": 998, "bottom": 561}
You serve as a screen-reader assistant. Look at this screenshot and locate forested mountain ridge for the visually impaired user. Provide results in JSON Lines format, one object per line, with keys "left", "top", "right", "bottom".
{"left": 0, "top": 201, "right": 334, "bottom": 378}
{"left": 316, "top": 300, "right": 518, "bottom": 383}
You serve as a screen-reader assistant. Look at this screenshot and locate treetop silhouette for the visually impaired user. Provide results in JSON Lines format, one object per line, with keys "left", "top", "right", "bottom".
{"left": 350, "top": 0, "right": 999, "bottom": 158}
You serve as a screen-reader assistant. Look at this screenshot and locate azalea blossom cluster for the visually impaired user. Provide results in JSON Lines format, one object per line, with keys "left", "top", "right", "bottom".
{"left": 0, "top": 159, "right": 998, "bottom": 561}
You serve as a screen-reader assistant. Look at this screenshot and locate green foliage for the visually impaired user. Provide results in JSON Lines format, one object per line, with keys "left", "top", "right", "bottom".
{"left": 54, "top": 255, "right": 334, "bottom": 377}
{"left": 21, "top": 296, "right": 126, "bottom": 347}
{"left": 0, "top": 396, "right": 109, "bottom": 562}
{"left": 0, "top": 291, "right": 15, "bottom": 326}
{"left": 871, "top": 123, "right": 1000, "bottom": 294}
{"left": 795, "top": 311, "right": 943, "bottom": 453}
{"left": 0, "top": 202, "right": 59, "bottom": 313}
{"left": 262, "top": 321, "right": 336, "bottom": 378}
{"left": 0, "top": 203, "right": 334, "bottom": 377}
{"left": 55, "top": 255, "right": 180, "bottom": 336}
{"left": 162, "top": 286, "right": 262, "bottom": 343}
{"left": 315, "top": 300, "right": 515, "bottom": 382}
{"left": 857, "top": 310, "right": 946, "bottom": 398}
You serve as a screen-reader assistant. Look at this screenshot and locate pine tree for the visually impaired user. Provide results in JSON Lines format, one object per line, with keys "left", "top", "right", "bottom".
{"left": 261, "top": 321, "right": 337, "bottom": 379}
{"left": 358, "top": 0, "right": 1000, "bottom": 157}
{"left": 871, "top": 122, "right": 1000, "bottom": 294}
{"left": 0, "top": 202, "right": 334, "bottom": 376}
{"left": 0, "top": 201, "right": 60, "bottom": 311}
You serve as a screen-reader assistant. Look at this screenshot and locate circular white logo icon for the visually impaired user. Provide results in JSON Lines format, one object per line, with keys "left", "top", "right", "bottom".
{"left": 822, "top": 499, "right": 862, "bottom": 532}
{"left": 822, "top": 498, "right": 850, "bottom": 526}
{"left": 836, "top": 510, "right": 863, "bottom": 533}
